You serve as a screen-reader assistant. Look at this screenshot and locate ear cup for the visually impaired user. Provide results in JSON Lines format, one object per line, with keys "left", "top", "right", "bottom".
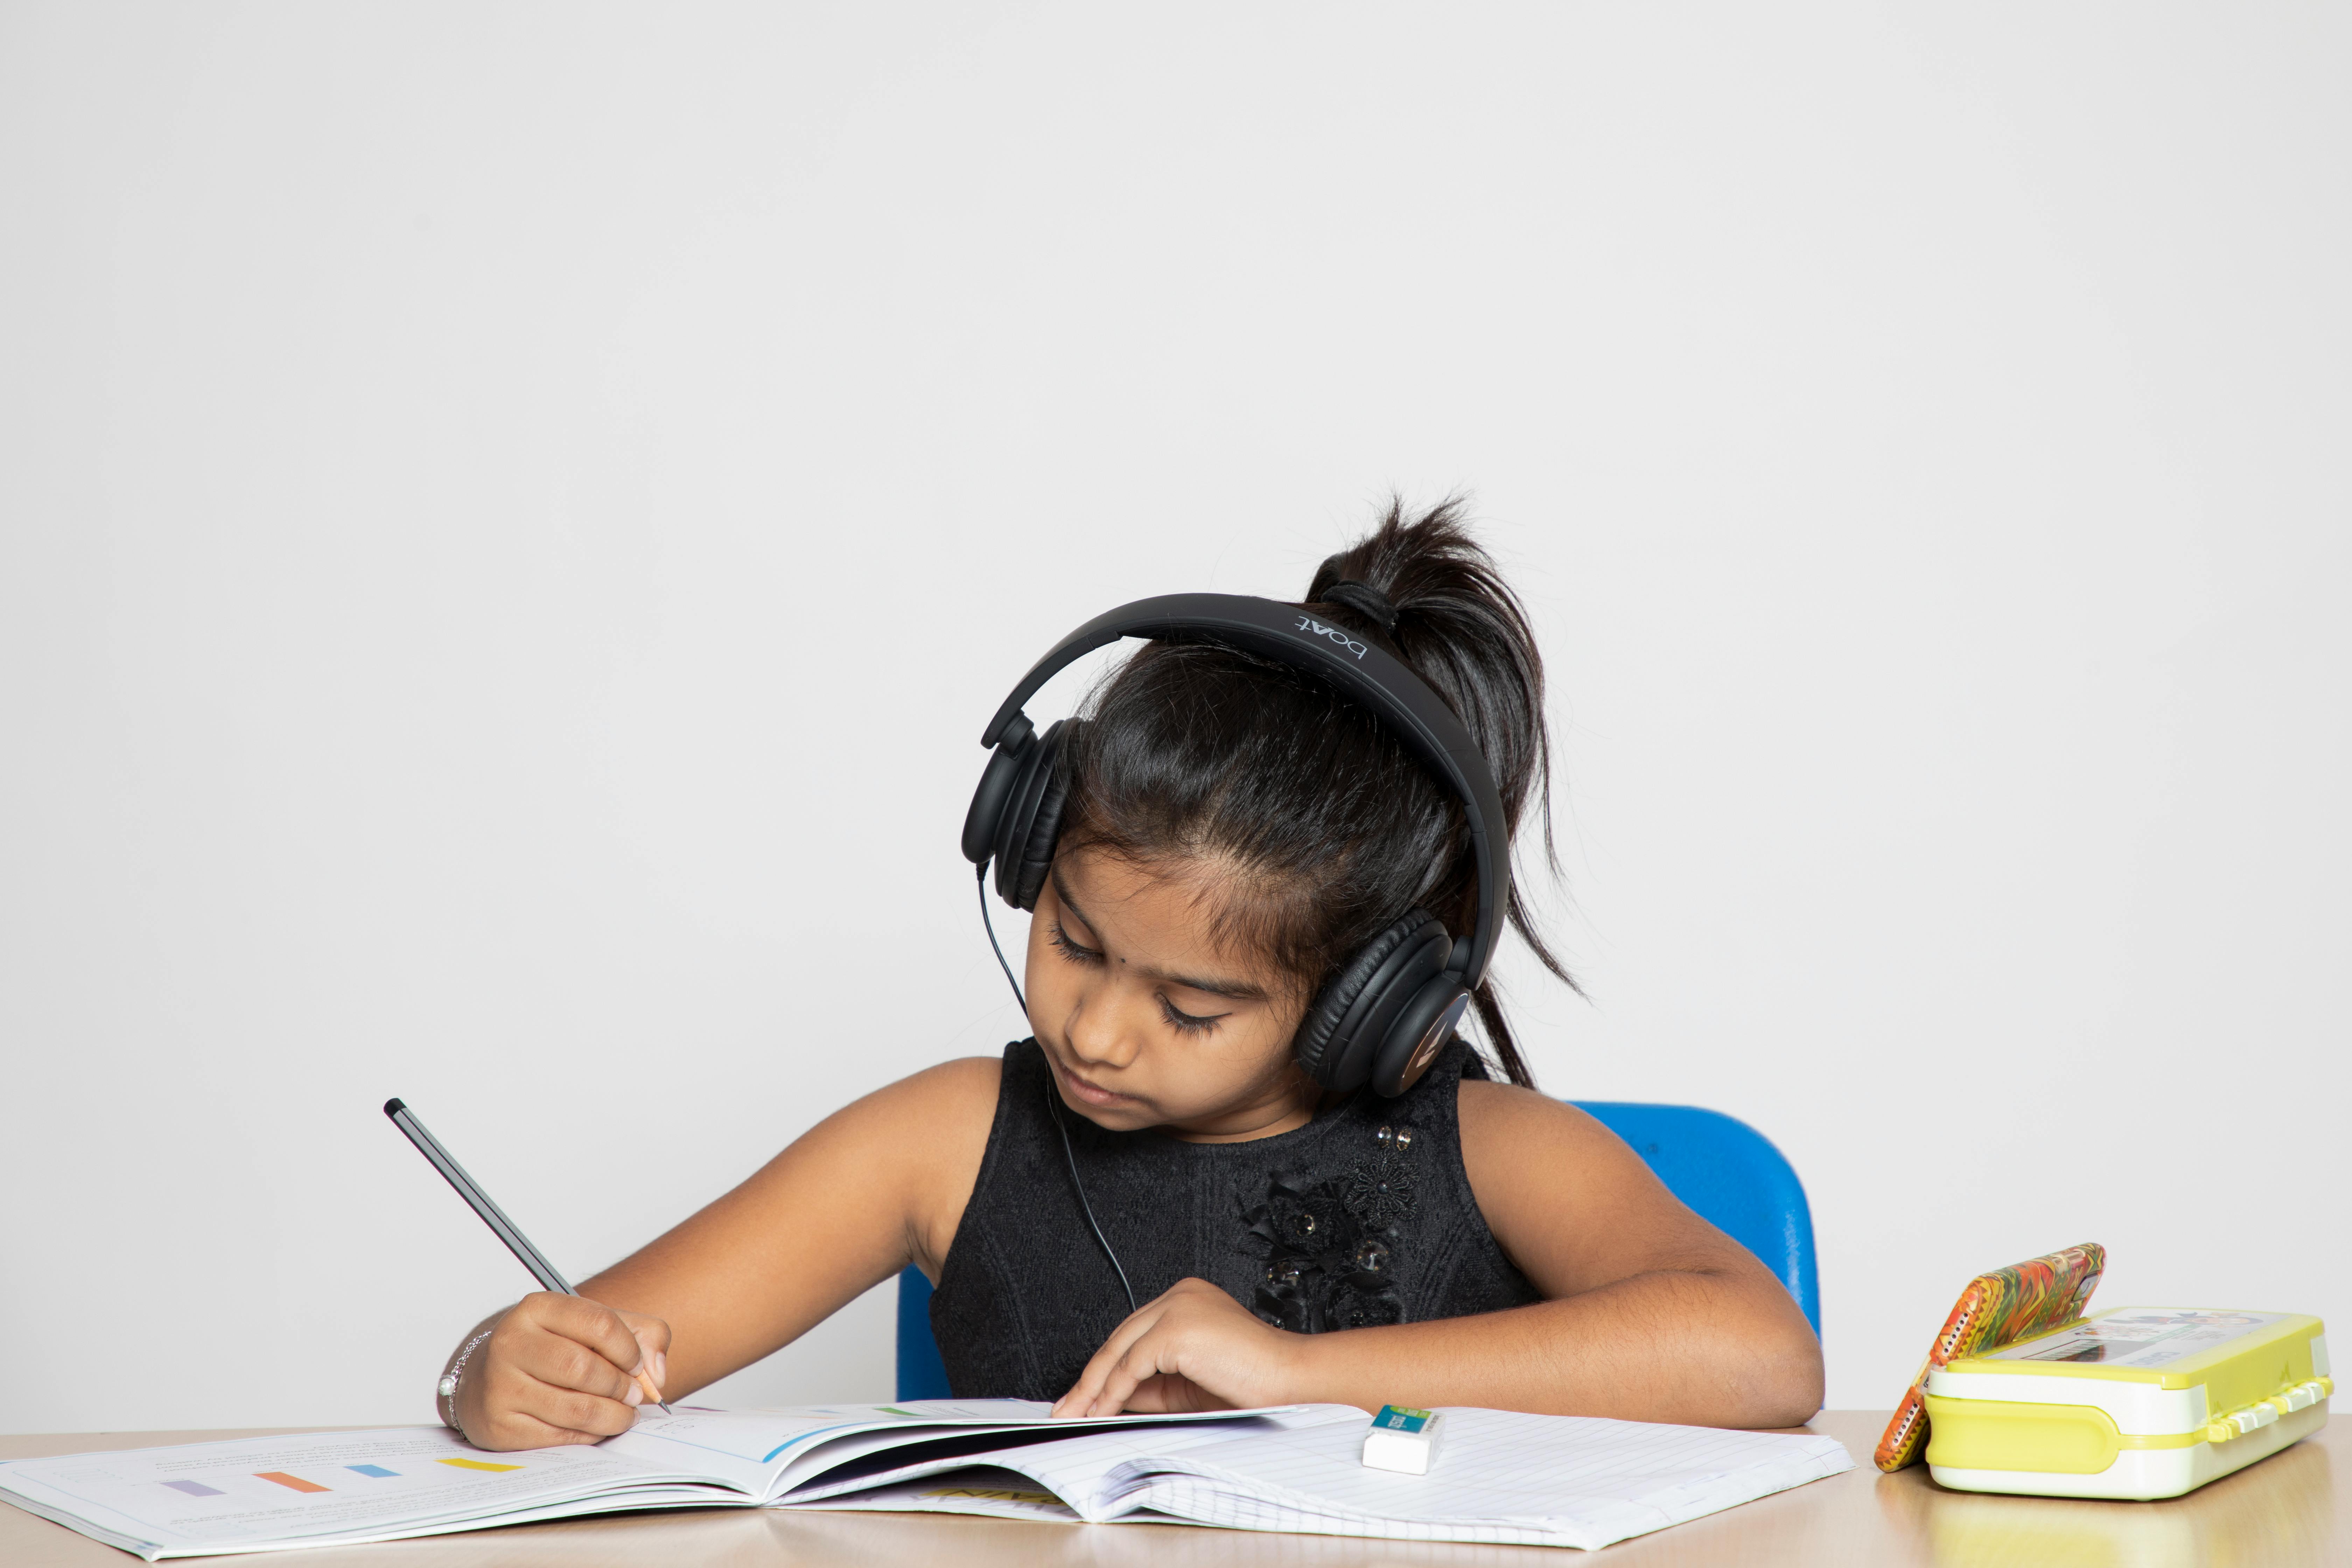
{"left": 1292, "top": 910, "right": 1453, "bottom": 1093}
{"left": 990, "top": 719, "right": 1070, "bottom": 910}
{"left": 1371, "top": 976, "right": 1473, "bottom": 1098}
{"left": 961, "top": 713, "right": 1036, "bottom": 865}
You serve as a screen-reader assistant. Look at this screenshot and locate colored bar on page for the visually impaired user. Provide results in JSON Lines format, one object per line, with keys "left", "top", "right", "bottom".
{"left": 161, "top": 1480, "right": 224, "bottom": 1498}
{"left": 346, "top": 1464, "right": 399, "bottom": 1478}
{"left": 254, "top": 1472, "right": 330, "bottom": 1494}
{"left": 436, "top": 1457, "right": 524, "bottom": 1472}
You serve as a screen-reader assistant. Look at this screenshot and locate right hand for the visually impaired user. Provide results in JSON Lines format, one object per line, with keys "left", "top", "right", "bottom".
{"left": 451, "top": 1293, "right": 672, "bottom": 1450}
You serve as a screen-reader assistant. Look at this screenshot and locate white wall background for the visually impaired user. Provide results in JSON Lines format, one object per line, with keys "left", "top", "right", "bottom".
{"left": 3, "top": 2, "right": 2346, "bottom": 1434}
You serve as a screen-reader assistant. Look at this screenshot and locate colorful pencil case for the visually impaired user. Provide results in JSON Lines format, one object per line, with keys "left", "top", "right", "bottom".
{"left": 1876, "top": 1243, "right": 2105, "bottom": 1472}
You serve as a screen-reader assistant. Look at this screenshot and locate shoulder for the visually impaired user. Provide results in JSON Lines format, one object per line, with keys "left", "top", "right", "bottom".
{"left": 833, "top": 1055, "right": 1002, "bottom": 1144}
{"left": 1455, "top": 1077, "right": 1663, "bottom": 1195}
{"left": 888, "top": 1053, "right": 1004, "bottom": 1105}
{"left": 782, "top": 1054, "right": 1004, "bottom": 1178}
{"left": 1456, "top": 1077, "right": 1626, "bottom": 1158}
{"left": 812, "top": 1056, "right": 1006, "bottom": 1276}
{"left": 1454, "top": 1078, "right": 1745, "bottom": 1294}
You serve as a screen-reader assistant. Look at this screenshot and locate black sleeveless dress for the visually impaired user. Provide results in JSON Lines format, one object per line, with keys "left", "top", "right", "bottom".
{"left": 930, "top": 1037, "right": 1542, "bottom": 1401}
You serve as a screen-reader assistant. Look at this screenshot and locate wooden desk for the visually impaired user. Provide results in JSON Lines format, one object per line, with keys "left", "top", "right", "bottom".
{"left": 2, "top": 1412, "right": 2339, "bottom": 1566}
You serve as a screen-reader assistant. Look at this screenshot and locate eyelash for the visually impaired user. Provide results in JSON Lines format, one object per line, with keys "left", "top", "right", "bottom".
{"left": 1048, "top": 921, "right": 1103, "bottom": 967}
{"left": 1049, "top": 921, "right": 1225, "bottom": 1036}
{"left": 1158, "top": 997, "right": 1220, "bottom": 1035}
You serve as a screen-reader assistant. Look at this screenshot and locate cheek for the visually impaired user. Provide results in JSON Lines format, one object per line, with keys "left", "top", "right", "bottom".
{"left": 1023, "top": 957, "right": 1072, "bottom": 1015}
{"left": 1020, "top": 926, "right": 1060, "bottom": 1000}
{"left": 1020, "top": 922, "right": 1092, "bottom": 1021}
{"left": 1194, "top": 1003, "right": 1311, "bottom": 1080}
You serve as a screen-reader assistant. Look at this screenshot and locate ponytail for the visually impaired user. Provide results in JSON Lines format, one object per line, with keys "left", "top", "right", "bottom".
{"left": 1301, "top": 499, "right": 1576, "bottom": 1086}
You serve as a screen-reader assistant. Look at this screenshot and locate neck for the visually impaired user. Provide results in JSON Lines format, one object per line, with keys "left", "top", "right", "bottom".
{"left": 1163, "top": 1066, "right": 1326, "bottom": 1144}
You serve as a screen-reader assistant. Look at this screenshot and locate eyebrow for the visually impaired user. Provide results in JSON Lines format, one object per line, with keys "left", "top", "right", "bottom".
{"left": 1051, "top": 866, "right": 1272, "bottom": 1003}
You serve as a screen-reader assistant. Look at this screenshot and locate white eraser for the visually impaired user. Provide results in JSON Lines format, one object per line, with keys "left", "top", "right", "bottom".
{"left": 1361, "top": 1405, "right": 1445, "bottom": 1475}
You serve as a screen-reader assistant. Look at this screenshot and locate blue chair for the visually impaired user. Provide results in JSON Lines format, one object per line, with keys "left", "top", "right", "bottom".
{"left": 1573, "top": 1102, "right": 1819, "bottom": 1337}
{"left": 896, "top": 1101, "right": 1817, "bottom": 1400}
{"left": 897, "top": 1262, "right": 953, "bottom": 1403}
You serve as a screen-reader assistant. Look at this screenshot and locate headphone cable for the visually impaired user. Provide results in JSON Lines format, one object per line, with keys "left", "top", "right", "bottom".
{"left": 976, "top": 863, "right": 1027, "bottom": 1016}
{"left": 1044, "top": 1073, "right": 1139, "bottom": 1315}
{"left": 975, "top": 865, "right": 1139, "bottom": 1316}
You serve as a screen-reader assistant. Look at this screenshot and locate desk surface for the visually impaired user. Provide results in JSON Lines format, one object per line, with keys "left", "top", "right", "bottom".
{"left": 1, "top": 1411, "right": 2339, "bottom": 1566}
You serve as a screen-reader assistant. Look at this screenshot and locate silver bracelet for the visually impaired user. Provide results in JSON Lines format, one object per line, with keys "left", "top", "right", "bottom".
{"left": 437, "top": 1330, "right": 496, "bottom": 1429}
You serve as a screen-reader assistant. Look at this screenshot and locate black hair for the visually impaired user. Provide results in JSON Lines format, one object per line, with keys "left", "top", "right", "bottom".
{"left": 1058, "top": 498, "right": 1576, "bottom": 1088}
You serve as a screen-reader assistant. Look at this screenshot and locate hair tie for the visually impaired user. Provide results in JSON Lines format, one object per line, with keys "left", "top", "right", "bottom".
{"left": 1321, "top": 580, "right": 1401, "bottom": 636}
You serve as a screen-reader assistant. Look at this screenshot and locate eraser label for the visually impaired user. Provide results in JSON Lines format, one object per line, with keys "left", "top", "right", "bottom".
{"left": 1363, "top": 1406, "right": 1446, "bottom": 1474}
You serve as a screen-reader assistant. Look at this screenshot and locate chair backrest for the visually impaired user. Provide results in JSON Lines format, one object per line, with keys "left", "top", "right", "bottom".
{"left": 894, "top": 1100, "right": 1816, "bottom": 1400}
{"left": 1570, "top": 1102, "right": 1819, "bottom": 1337}
{"left": 896, "top": 1261, "right": 953, "bottom": 1403}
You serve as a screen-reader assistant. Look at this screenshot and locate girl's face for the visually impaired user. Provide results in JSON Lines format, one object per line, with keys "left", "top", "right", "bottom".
{"left": 1025, "top": 845, "right": 1317, "bottom": 1141}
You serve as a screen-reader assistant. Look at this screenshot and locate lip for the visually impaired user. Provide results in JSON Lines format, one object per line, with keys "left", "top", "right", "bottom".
{"left": 1048, "top": 1054, "right": 1137, "bottom": 1110}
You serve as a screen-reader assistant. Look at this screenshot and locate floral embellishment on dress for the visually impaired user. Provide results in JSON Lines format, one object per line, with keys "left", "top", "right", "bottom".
{"left": 1343, "top": 1123, "right": 1419, "bottom": 1226}
{"left": 1240, "top": 1176, "right": 1404, "bottom": 1334}
{"left": 1239, "top": 1126, "right": 1422, "bottom": 1336}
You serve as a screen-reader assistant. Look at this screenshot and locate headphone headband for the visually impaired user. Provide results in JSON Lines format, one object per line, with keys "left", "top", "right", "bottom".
{"left": 978, "top": 592, "right": 1509, "bottom": 989}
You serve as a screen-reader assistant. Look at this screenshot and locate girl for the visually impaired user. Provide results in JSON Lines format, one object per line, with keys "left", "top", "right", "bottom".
{"left": 440, "top": 503, "right": 1824, "bottom": 1450}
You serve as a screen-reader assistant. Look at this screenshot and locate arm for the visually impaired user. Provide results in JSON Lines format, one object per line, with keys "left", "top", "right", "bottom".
{"left": 447, "top": 1056, "right": 998, "bottom": 1449}
{"left": 1055, "top": 1083, "right": 1823, "bottom": 1428}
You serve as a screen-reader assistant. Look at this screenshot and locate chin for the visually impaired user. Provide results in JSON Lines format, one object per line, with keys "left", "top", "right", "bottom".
{"left": 1059, "top": 1092, "right": 1160, "bottom": 1131}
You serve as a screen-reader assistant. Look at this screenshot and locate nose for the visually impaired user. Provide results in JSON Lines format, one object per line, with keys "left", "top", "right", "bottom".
{"left": 1060, "top": 984, "right": 1143, "bottom": 1073}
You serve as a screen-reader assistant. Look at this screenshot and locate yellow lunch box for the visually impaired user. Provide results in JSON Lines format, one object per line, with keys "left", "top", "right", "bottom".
{"left": 1922, "top": 1307, "right": 2329, "bottom": 1499}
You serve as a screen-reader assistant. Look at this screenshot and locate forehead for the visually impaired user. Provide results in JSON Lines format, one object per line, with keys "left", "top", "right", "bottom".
{"left": 1056, "top": 846, "right": 1293, "bottom": 987}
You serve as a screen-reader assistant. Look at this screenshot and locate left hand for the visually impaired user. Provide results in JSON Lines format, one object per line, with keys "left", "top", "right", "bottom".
{"left": 1052, "top": 1277, "right": 1307, "bottom": 1418}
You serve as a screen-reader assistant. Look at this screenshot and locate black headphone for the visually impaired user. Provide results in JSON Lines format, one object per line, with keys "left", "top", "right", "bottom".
{"left": 961, "top": 593, "right": 1510, "bottom": 1098}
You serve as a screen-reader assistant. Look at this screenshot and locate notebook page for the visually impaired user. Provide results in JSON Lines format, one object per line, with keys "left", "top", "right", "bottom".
{"left": 1113, "top": 1409, "right": 1852, "bottom": 1550}
{"left": 606, "top": 1399, "right": 1311, "bottom": 1497}
{"left": 0, "top": 1428, "right": 721, "bottom": 1562}
{"left": 778, "top": 1406, "right": 1360, "bottom": 1518}
{"left": 606, "top": 1400, "right": 1051, "bottom": 1477}
{"left": 797, "top": 1465, "right": 1085, "bottom": 1523}
{"left": 1020, "top": 1406, "right": 1364, "bottom": 1517}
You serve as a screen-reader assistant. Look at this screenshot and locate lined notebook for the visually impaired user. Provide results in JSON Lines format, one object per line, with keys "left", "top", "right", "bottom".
{"left": 0, "top": 1401, "right": 1852, "bottom": 1559}
{"left": 797, "top": 1406, "right": 1856, "bottom": 1548}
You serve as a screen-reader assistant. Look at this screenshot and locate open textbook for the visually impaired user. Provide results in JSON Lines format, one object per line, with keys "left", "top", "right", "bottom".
{"left": 0, "top": 1400, "right": 1853, "bottom": 1559}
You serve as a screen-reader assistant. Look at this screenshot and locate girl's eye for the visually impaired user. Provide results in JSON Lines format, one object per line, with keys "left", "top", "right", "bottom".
{"left": 1049, "top": 920, "right": 1227, "bottom": 1035}
{"left": 1049, "top": 922, "right": 1104, "bottom": 966}
{"left": 1159, "top": 995, "right": 1225, "bottom": 1035}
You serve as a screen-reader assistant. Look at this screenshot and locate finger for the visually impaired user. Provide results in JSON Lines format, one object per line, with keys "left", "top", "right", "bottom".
{"left": 509, "top": 1367, "right": 642, "bottom": 1439}
{"left": 474, "top": 1406, "right": 616, "bottom": 1451}
{"left": 620, "top": 1317, "right": 670, "bottom": 1402}
{"left": 1051, "top": 1303, "right": 1167, "bottom": 1417}
{"left": 462, "top": 1350, "right": 639, "bottom": 1448}
{"left": 624, "top": 1332, "right": 660, "bottom": 1403}
{"left": 1071, "top": 1324, "right": 1169, "bottom": 1419}
{"left": 1140, "top": 1371, "right": 1230, "bottom": 1414}
{"left": 1119, "top": 1372, "right": 1188, "bottom": 1414}
{"left": 1088, "top": 1329, "right": 1174, "bottom": 1418}
{"left": 617, "top": 1309, "right": 673, "bottom": 1356}
{"left": 1051, "top": 1335, "right": 1125, "bottom": 1418}
{"left": 506, "top": 1323, "right": 638, "bottom": 1406}
{"left": 536, "top": 1294, "right": 653, "bottom": 1377}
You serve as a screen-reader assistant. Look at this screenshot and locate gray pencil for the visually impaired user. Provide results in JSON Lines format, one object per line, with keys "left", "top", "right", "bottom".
{"left": 384, "top": 1098, "right": 672, "bottom": 1414}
